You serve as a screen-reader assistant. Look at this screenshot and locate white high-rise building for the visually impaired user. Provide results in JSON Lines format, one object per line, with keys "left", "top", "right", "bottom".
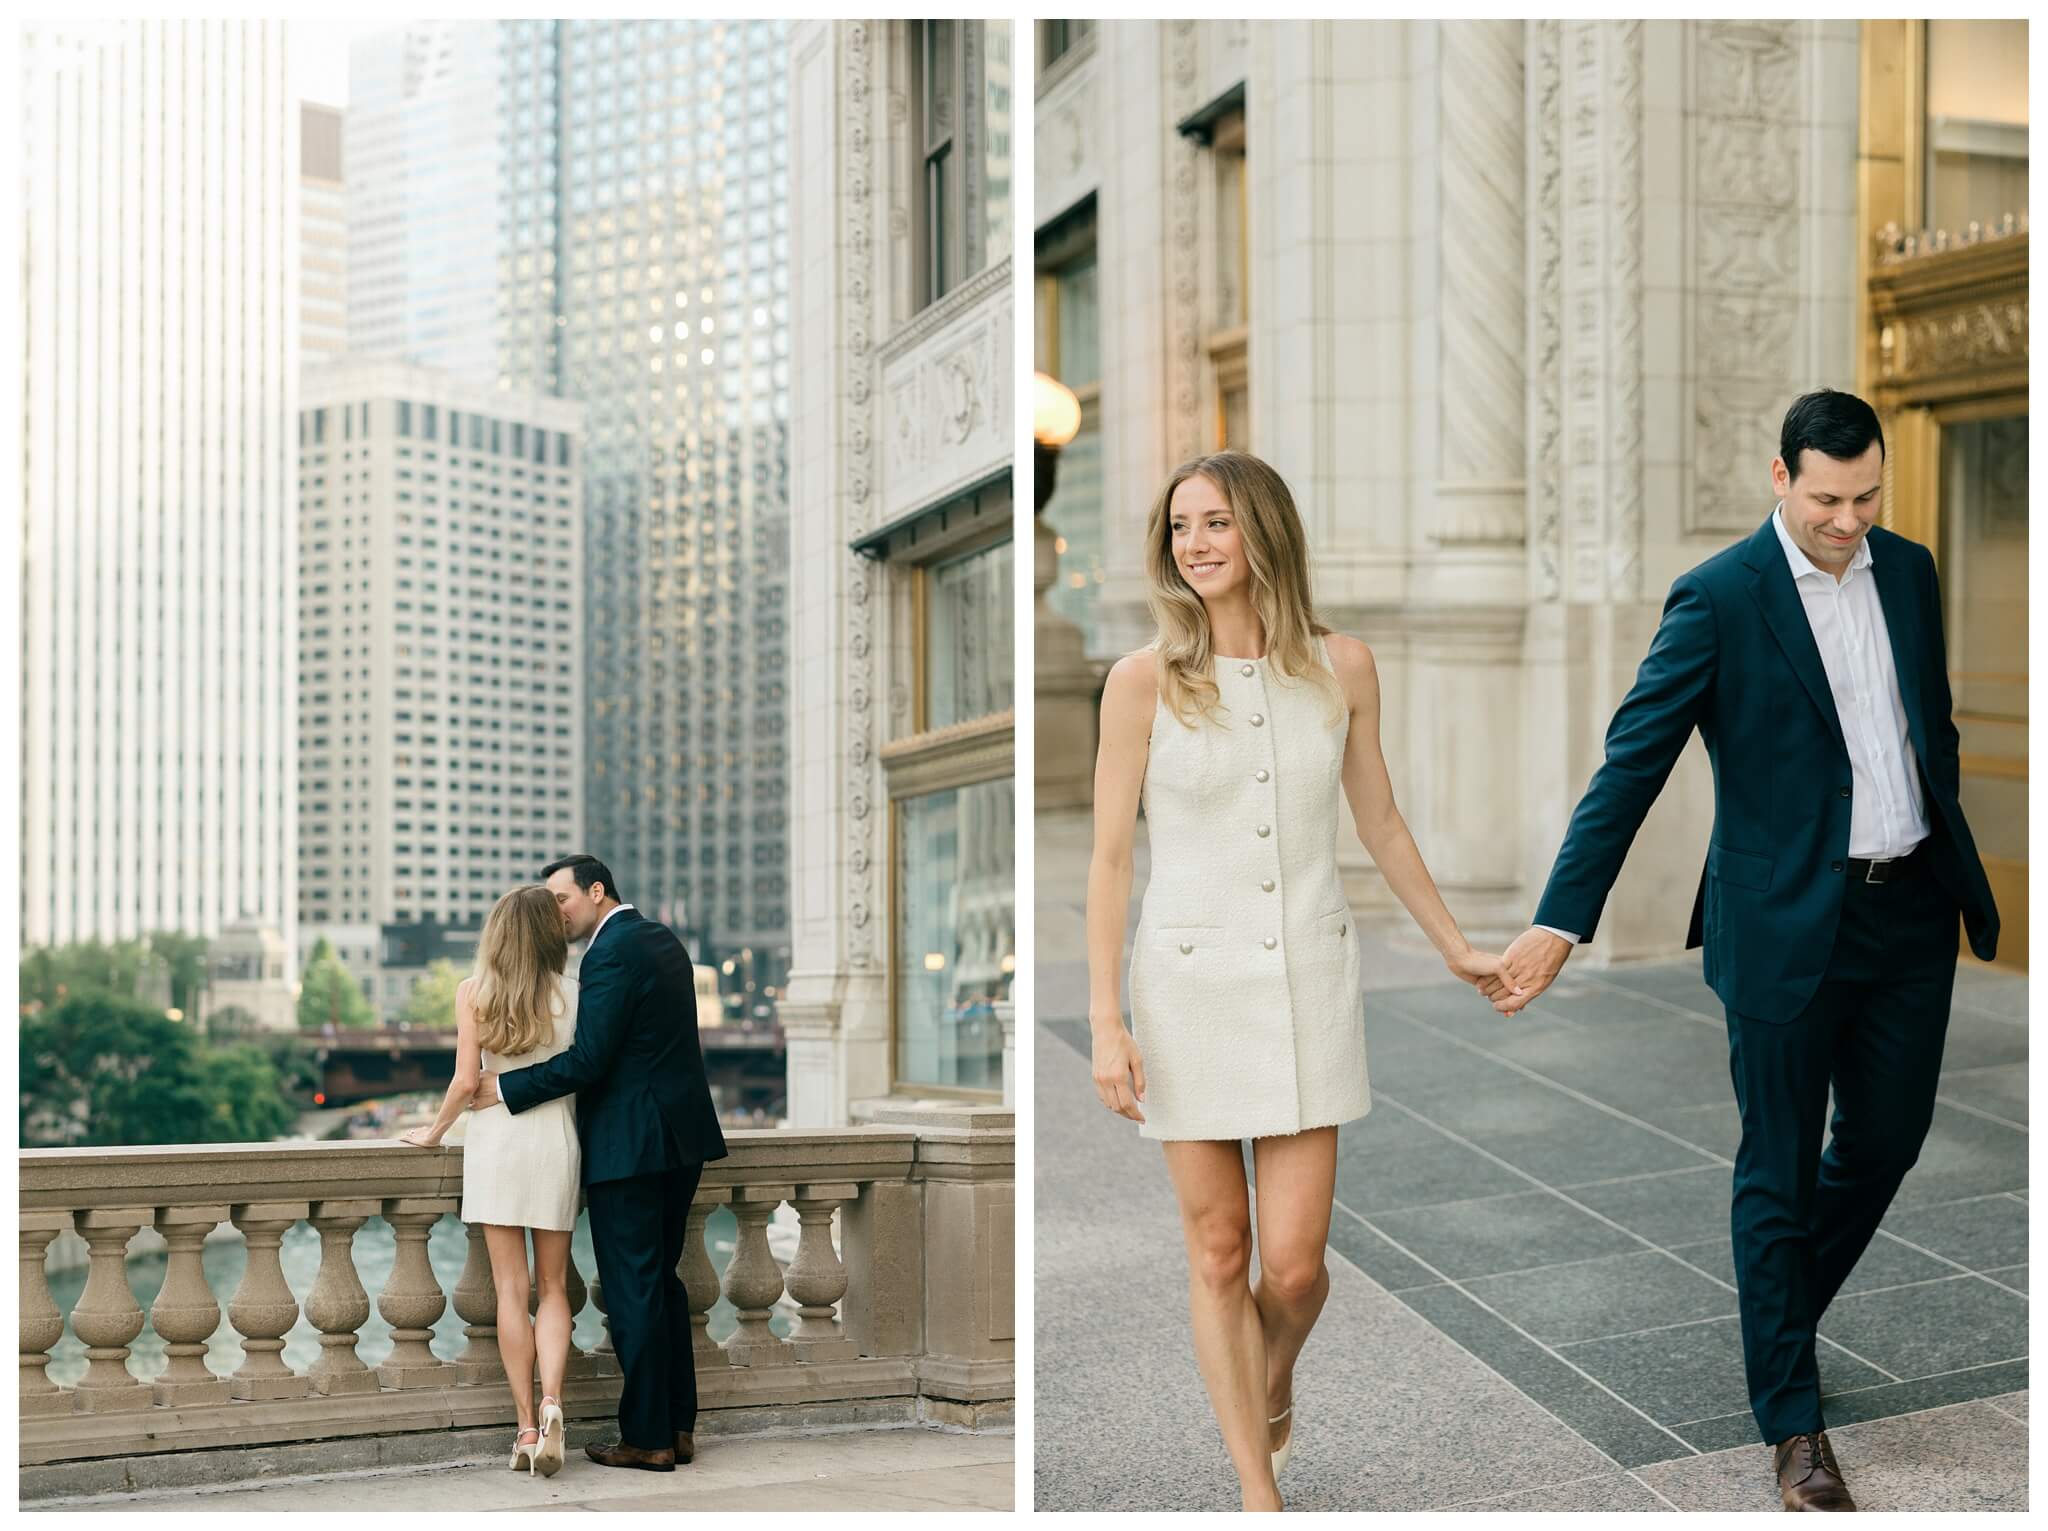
{"left": 19, "top": 21, "right": 298, "bottom": 952}
{"left": 296, "top": 361, "right": 584, "bottom": 992}
{"left": 345, "top": 22, "right": 501, "bottom": 380}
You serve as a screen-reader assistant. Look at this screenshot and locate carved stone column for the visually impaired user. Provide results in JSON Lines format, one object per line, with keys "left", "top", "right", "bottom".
{"left": 1437, "top": 20, "right": 1528, "bottom": 550}
{"left": 453, "top": 1220, "right": 503, "bottom": 1388}
{"left": 722, "top": 1185, "right": 795, "bottom": 1366}
{"left": 786, "top": 1185, "right": 858, "bottom": 1362}
{"left": 149, "top": 1205, "right": 230, "bottom": 1406}
{"left": 20, "top": 1211, "right": 74, "bottom": 1416}
{"left": 228, "top": 1201, "right": 311, "bottom": 1401}
{"left": 376, "top": 1200, "right": 454, "bottom": 1388}
{"left": 685, "top": 1188, "right": 731, "bottom": 1368}
{"left": 70, "top": 1208, "right": 153, "bottom": 1412}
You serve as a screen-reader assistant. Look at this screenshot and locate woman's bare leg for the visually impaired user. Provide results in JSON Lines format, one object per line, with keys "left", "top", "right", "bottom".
{"left": 530, "top": 1228, "right": 573, "bottom": 1405}
{"left": 482, "top": 1224, "right": 536, "bottom": 1430}
{"left": 1250, "top": 1127, "right": 1338, "bottom": 1454}
{"left": 1162, "top": 1139, "right": 1282, "bottom": 1511}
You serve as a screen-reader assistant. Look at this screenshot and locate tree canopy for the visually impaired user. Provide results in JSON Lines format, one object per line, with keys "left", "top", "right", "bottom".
{"left": 297, "top": 938, "right": 377, "bottom": 1031}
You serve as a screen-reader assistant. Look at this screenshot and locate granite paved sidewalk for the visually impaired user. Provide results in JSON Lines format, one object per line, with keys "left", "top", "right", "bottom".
{"left": 35, "top": 1426, "right": 1015, "bottom": 1513}
{"left": 1034, "top": 808, "right": 2028, "bottom": 1511}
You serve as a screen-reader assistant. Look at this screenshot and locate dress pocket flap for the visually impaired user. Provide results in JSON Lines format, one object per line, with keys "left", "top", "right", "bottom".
{"left": 1316, "top": 908, "right": 1353, "bottom": 937}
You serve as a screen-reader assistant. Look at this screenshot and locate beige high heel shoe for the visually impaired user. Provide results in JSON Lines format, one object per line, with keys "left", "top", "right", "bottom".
{"left": 535, "top": 1395, "right": 567, "bottom": 1477}
{"left": 509, "top": 1425, "right": 542, "bottom": 1474}
{"left": 1269, "top": 1404, "right": 1294, "bottom": 1479}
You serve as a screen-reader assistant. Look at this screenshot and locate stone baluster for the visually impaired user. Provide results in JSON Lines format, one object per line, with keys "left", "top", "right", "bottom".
{"left": 569, "top": 1254, "right": 615, "bottom": 1377}
{"left": 228, "top": 1202, "right": 311, "bottom": 1400}
{"left": 786, "top": 1184, "right": 858, "bottom": 1362}
{"left": 722, "top": 1185, "right": 795, "bottom": 1366}
{"left": 377, "top": 1200, "right": 456, "bottom": 1388}
{"left": 20, "top": 1211, "right": 74, "bottom": 1417}
{"left": 684, "top": 1187, "right": 729, "bottom": 1368}
{"left": 305, "top": 1200, "right": 378, "bottom": 1395}
{"left": 454, "top": 1221, "right": 503, "bottom": 1388}
{"left": 149, "top": 1205, "right": 231, "bottom": 1406}
{"left": 70, "top": 1208, "right": 154, "bottom": 1412}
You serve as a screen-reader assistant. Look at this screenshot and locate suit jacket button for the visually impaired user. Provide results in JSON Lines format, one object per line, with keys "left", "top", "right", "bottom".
{"left": 1839, "top": 786, "right": 1851, "bottom": 798}
{"left": 1831, "top": 861, "right": 1845, "bottom": 873}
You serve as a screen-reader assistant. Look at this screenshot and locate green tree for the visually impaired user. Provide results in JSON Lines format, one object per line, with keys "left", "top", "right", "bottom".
{"left": 204, "top": 1004, "right": 261, "bottom": 1045}
{"left": 297, "top": 939, "right": 377, "bottom": 1031}
{"left": 195, "top": 1044, "right": 299, "bottom": 1141}
{"left": 400, "top": 960, "right": 464, "bottom": 1031}
{"left": 20, "top": 938, "right": 159, "bottom": 1011}
{"left": 21, "top": 994, "right": 302, "bottom": 1148}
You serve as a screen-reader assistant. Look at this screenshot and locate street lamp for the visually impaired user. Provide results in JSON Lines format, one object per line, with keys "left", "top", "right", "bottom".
{"left": 1033, "top": 371, "right": 1081, "bottom": 512}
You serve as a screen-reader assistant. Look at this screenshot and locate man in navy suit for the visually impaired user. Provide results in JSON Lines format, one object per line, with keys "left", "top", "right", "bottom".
{"left": 473, "top": 853, "right": 728, "bottom": 1471}
{"left": 1490, "top": 391, "right": 1998, "bottom": 1511}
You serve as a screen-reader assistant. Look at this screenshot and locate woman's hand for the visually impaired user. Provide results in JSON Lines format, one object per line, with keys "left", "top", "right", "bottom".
{"left": 1090, "top": 1020, "right": 1147, "bottom": 1124}
{"left": 1445, "top": 945, "right": 1523, "bottom": 1000}
{"left": 397, "top": 1125, "right": 441, "bottom": 1149}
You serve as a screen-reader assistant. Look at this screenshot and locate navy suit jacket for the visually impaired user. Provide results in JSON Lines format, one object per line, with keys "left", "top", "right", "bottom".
{"left": 500, "top": 907, "right": 729, "bottom": 1182}
{"left": 1533, "top": 513, "right": 1998, "bottom": 1023}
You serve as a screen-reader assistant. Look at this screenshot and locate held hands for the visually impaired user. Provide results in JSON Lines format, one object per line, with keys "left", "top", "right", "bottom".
{"left": 1090, "top": 1017, "right": 1147, "bottom": 1125}
{"left": 1480, "top": 928, "right": 1573, "bottom": 1016}
{"left": 1445, "top": 945, "right": 1523, "bottom": 1000}
{"left": 469, "top": 1071, "right": 500, "bottom": 1110}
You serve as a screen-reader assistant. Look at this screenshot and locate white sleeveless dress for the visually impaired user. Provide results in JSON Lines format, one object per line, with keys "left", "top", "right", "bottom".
{"left": 462, "top": 976, "right": 582, "bottom": 1231}
{"left": 1128, "top": 636, "right": 1370, "bottom": 1140}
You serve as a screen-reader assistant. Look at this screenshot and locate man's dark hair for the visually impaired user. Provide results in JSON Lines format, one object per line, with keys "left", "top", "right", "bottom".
{"left": 541, "top": 854, "right": 620, "bottom": 904}
{"left": 1780, "top": 389, "right": 1885, "bottom": 481}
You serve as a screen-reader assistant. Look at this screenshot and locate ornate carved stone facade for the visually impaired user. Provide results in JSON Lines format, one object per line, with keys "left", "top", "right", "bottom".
{"left": 789, "top": 22, "right": 1015, "bottom": 1125}
{"left": 1039, "top": 19, "right": 1860, "bottom": 956}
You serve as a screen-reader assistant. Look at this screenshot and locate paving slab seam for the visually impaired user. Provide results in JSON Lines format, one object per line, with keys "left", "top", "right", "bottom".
{"left": 1625, "top": 1468, "right": 1686, "bottom": 1510}
{"left": 1361, "top": 1095, "right": 1917, "bottom": 1393}
{"left": 1551, "top": 1162, "right": 1734, "bottom": 1196}
{"left": 1379, "top": 1000, "right": 1735, "bottom": 1168}
{"left": 1328, "top": 1196, "right": 1700, "bottom": 1462}
{"left": 1930, "top": 1092, "right": 2028, "bottom": 1134}
{"left": 1982, "top": 1394, "right": 2028, "bottom": 1425}
{"left": 1663, "top": 1358, "right": 2031, "bottom": 1433}
{"left": 1577, "top": 971, "right": 1727, "bottom": 1030}
{"left": 1433, "top": 1468, "right": 1633, "bottom": 1511}
{"left": 1869, "top": 1226, "right": 2031, "bottom": 1300}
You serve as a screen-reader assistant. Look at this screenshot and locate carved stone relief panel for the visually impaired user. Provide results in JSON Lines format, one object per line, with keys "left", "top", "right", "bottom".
{"left": 1684, "top": 20, "right": 1815, "bottom": 538}
{"left": 877, "top": 269, "right": 1014, "bottom": 523}
{"left": 1526, "top": 18, "right": 1565, "bottom": 600}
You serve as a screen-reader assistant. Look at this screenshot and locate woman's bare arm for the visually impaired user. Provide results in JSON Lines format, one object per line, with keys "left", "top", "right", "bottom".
{"left": 1084, "top": 652, "right": 1156, "bottom": 1121}
{"left": 1327, "top": 635, "right": 1514, "bottom": 993}
{"left": 402, "top": 978, "right": 483, "bottom": 1145}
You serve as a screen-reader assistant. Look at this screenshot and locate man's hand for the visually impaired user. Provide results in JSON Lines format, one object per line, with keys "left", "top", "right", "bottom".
{"left": 470, "top": 1070, "right": 500, "bottom": 1110}
{"left": 1487, "top": 928, "right": 1572, "bottom": 1015}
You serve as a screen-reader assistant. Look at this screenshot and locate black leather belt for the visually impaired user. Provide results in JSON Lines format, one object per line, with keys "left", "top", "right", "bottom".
{"left": 1847, "top": 844, "right": 1922, "bottom": 884}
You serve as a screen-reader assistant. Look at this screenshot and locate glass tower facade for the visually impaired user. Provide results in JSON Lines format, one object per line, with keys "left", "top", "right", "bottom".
{"left": 497, "top": 19, "right": 792, "bottom": 995}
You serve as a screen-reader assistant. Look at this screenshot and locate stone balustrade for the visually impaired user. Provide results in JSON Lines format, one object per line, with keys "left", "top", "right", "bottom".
{"left": 20, "top": 1113, "right": 1014, "bottom": 1501}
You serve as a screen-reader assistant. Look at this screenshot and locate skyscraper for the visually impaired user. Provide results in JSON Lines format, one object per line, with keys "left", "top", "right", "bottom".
{"left": 345, "top": 22, "right": 501, "bottom": 380}
{"left": 300, "top": 101, "right": 348, "bottom": 366}
{"left": 19, "top": 21, "right": 297, "bottom": 951}
{"left": 296, "top": 361, "right": 583, "bottom": 1012}
{"left": 497, "top": 19, "right": 792, "bottom": 986}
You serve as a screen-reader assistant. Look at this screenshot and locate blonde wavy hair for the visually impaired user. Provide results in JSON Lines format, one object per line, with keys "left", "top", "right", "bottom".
{"left": 470, "top": 885, "right": 568, "bottom": 1058}
{"left": 1143, "top": 451, "right": 1346, "bottom": 729}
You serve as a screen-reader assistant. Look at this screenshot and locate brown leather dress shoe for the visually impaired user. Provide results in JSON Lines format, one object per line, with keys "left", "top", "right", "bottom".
{"left": 583, "top": 1440, "right": 676, "bottom": 1472}
{"left": 674, "top": 1430, "right": 695, "bottom": 1464}
{"left": 1774, "top": 1431, "right": 1856, "bottom": 1511}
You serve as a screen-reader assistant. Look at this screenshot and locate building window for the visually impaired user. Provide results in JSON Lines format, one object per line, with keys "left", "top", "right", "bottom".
{"left": 398, "top": 400, "right": 413, "bottom": 438}
{"left": 924, "top": 538, "right": 1012, "bottom": 729}
{"left": 913, "top": 21, "right": 959, "bottom": 307}
{"left": 1038, "top": 19, "right": 1095, "bottom": 74}
{"left": 1206, "top": 105, "right": 1250, "bottom": 450}
{"left": 892, "top": 777, "right": 1012, "bottom": 1094}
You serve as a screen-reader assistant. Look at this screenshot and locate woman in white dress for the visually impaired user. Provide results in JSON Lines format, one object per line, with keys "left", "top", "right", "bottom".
{"left": 1086, "top": 452, "right": 1520, "bottom": 1510}
{"left": 401, "top": 885, "right": 582, "bottom": 1477}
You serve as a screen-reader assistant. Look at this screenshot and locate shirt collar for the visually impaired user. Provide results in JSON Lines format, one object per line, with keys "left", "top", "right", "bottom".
{"left": 1772, "top": 502, "right": 1873, "bottom": 584}
{"left": 591, "top": 902, "right": 635, "bottom": 944}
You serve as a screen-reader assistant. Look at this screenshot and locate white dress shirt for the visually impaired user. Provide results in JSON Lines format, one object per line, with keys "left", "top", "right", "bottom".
{"left": 1537, "top": 506, "right": 1929, "bottom": 947}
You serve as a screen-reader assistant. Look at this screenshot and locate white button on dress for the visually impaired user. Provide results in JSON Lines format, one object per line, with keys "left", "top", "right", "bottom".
{"left": 1128, "top": 635, "right": 1369, "bottom": 1141}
